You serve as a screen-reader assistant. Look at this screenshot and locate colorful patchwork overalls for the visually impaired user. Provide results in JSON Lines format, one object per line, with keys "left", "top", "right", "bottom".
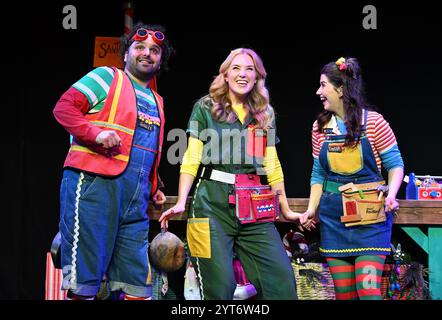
{"left": 186, "top": 98, "right": 297, "bottom": 300}
{"left": 318, "top": 110, "right": 393, "bottom": 257}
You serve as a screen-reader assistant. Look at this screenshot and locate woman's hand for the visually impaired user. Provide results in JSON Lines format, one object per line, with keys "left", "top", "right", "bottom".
{"left": 282, "top": 209, "right": 303, "bottom": 221}
{"left": 299, "top": 210, "right": 316, "bottom": 231}
{"left": 159, "top": 203, "right": 186, "bottom": 230}
{"left": 282, "top": 209, "right": 316, "bottom": 231}
{"left": 385, "top": 196, "right": 399, "bottom": 214}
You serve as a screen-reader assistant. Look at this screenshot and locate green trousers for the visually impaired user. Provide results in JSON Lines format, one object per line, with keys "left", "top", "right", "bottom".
{"left": 187, "top": 179, "right": 297, "bottom": 300}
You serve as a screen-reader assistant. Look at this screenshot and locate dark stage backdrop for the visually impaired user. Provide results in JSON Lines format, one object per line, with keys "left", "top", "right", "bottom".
{"left": 3, "top": 1, "right": 441, "bottom": 299}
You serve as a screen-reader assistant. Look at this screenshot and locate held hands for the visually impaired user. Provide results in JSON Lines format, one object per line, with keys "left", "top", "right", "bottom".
{"left": 159, "top": 203, "right": 186, "bottom": 230}
{"left": 96, "top": 130, "right": 122, "bottom": 149}
{"left": 282, "top": 209, "right": 316, "bottom": 232}
{"left": 299, "top": 210, "right": 316, "bottom": 231}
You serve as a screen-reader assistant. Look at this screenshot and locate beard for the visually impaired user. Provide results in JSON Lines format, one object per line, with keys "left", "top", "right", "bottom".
{"left": 126, "top": 59, "right": 159, "bottom": 83}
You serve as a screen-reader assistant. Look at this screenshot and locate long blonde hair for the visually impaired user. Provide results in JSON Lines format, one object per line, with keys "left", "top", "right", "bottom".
{"left": 208, "top": 48, "right": 274, "bottom": 129}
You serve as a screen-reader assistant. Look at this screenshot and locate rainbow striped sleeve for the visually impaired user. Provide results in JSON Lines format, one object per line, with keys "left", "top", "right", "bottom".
{"left": 366, "top": 111, "right": 403, "bottom": 171}
{"left": 311, "top": 121, "right": 323, "bottom": 159}
{"left": 72, "top": 66, "right": 114, "bottom": 111}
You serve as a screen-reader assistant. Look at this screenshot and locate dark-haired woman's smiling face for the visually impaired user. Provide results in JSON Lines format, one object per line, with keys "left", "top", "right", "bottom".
{"left": 316, "top": 74, "right": 344, "bottom": 116}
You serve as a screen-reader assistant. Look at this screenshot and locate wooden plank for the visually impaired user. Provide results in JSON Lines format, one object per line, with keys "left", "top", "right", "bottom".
{"left": 397, "top": 200, "right": 442, "bottom": 208}
{"left": 149, "top": 196, "right": 442, "bottom": 300}
{"left": 148, "top": 197, "right": 191, "bottom": 221}
{"left": 148, "top": 197, "right": 442, "bottom": 225}
{"left": 389, "top": 200, "right": 442, "bottom": 225}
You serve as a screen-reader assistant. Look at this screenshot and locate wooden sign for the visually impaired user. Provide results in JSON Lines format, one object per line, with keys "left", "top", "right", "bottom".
{"left": 93, "top": 36, "right": 123, "bottom": 68}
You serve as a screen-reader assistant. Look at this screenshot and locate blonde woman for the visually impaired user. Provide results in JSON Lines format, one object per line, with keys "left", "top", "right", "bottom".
{"left": 160, "top": 48, "right": 306, "bottom": 299}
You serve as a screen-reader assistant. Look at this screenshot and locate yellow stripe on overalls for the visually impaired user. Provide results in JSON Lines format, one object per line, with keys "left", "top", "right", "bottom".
{"left": 319, "top": 247, "right": 391, "bottom": 253}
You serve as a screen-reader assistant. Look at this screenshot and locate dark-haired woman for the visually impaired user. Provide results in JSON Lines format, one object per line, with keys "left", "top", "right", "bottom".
{"left": 301, "top": 57, "right": 404, "bottom": 299}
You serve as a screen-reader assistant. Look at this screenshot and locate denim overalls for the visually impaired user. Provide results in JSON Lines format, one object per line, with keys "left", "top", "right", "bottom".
{"left": 185, "top": 98, "right": 297, "bottom": 300}
{"left": 318, "top": 110, "right": 393, "bottom": 257}
{"left": 60, "top": 83, "right": 159, "bottom": 297}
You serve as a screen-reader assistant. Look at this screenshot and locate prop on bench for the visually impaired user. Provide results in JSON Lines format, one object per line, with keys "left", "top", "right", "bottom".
{"left": 405, "top": 173, "right": 442, "bottom": 201}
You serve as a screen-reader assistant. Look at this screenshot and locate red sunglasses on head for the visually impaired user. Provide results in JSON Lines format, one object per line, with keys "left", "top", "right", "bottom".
{"left": 131, "top": 28, "right": 165, "bottom": 46}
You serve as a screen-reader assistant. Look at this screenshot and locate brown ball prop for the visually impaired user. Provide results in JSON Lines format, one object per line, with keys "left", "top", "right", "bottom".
{"left": 149, "top": 231, "right": 185, "bottom": 272}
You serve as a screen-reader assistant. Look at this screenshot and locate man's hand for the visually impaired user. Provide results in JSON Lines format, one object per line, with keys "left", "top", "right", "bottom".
{"left": 153, "top": 189, "right": 166, "bottom": 206}
{"left": 96, "top": 130, "right": 122, "bottom": 148}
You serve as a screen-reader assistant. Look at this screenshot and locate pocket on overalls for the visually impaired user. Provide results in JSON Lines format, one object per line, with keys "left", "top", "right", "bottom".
{"left": 78, "top": 172, "right": 99, "bottom": 200}
{"left": 247, "top": 126, "right": 267, "bottom": 158}
{"left": 327, "top": 142, "right": 363, "bottom": 175}
{"left": 187, "top": 218, "right": 211, "bottom": 259}
{"left": 235, "top": 191, "right": 254, "bottom": 223}
{"left": 250, "top": 192, "right": 278, "bottom": 221}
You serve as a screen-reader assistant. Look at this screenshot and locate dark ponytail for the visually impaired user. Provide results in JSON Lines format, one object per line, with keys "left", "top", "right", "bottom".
{"left": 316, "top": 57, "right": 372, "bottom": 146}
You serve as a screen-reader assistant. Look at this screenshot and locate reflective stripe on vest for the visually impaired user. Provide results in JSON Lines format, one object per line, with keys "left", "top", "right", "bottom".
{"left": 64, "top": 68, "right": 137, "bottom": 176}
{"left": 69, "top": 145, "right": 129, "bottom": 162}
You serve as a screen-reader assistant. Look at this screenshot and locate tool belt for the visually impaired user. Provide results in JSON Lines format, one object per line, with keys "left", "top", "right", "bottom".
{"left": 338, "top": 181, "right": 388, "bottom": 227}
{"left": 200, "top": 167, "right": 279, "bottom": 224}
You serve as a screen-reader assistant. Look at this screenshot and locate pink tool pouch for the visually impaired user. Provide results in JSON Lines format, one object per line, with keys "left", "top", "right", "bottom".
{"left": 228, "top": 174, "right": 280, "bottom": 224}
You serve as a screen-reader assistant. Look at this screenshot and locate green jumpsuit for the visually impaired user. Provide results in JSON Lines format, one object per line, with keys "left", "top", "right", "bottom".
{"left": 185, "top": 96, "right": 297, "bottom": 300}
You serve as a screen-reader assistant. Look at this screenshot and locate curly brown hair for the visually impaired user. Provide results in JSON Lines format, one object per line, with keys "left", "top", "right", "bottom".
{"left": 119, "top": 22, "right": 174, "bottom": 73}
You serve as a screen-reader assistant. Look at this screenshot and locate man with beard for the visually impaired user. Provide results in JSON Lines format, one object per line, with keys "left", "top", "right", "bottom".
{"left": 53, "top": 22, "right": 173, "bottom": 300}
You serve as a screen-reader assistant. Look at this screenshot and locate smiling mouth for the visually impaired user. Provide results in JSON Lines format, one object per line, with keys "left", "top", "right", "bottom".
{"left": 139, "top": 59, "right": 152, "bottom": 65}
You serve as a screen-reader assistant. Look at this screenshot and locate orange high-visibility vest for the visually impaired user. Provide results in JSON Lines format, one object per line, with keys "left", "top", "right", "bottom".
{"left": 64, "top": 67, "right": 165, "bottom": 196}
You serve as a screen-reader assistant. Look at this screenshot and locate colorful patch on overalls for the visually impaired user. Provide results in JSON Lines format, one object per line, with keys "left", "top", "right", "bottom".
{"left": 247, "top": 125, "right": 266, "bottom": 158}
{"left": 327, "top": 142, "right": 364, "bottom": 175}
{"left": 138, "top": 111, "right": 160, "bottom": 131}
{"left": 187, "top": 218, "right": 211, "bottom": 259}
{"left": 319, "top": 247, "right": 391, "bottom": 254}
{"left": 328, "top": 143, "right": 343, "bottom": 153}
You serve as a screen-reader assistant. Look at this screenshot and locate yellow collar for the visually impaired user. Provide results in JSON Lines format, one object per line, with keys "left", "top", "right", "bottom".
{"left": 232, "top": 103, "right": 247, "bottom": 124}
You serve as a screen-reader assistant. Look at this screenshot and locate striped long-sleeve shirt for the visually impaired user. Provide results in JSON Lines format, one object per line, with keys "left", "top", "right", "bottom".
{"left": 54, "top": 66, "right": 160, "bottom": 145}
{"left": 310, "top": 111, "right": 404, "bottom": 185}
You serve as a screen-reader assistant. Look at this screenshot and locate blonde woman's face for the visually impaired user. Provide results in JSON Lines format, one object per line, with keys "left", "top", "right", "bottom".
{"left": 225, "top": 54, "right": 257, "bottom": 102}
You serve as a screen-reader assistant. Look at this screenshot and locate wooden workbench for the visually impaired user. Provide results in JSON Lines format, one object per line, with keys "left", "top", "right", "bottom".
{"left": 148, "top": 197, "right": 442, "bottom": 299}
